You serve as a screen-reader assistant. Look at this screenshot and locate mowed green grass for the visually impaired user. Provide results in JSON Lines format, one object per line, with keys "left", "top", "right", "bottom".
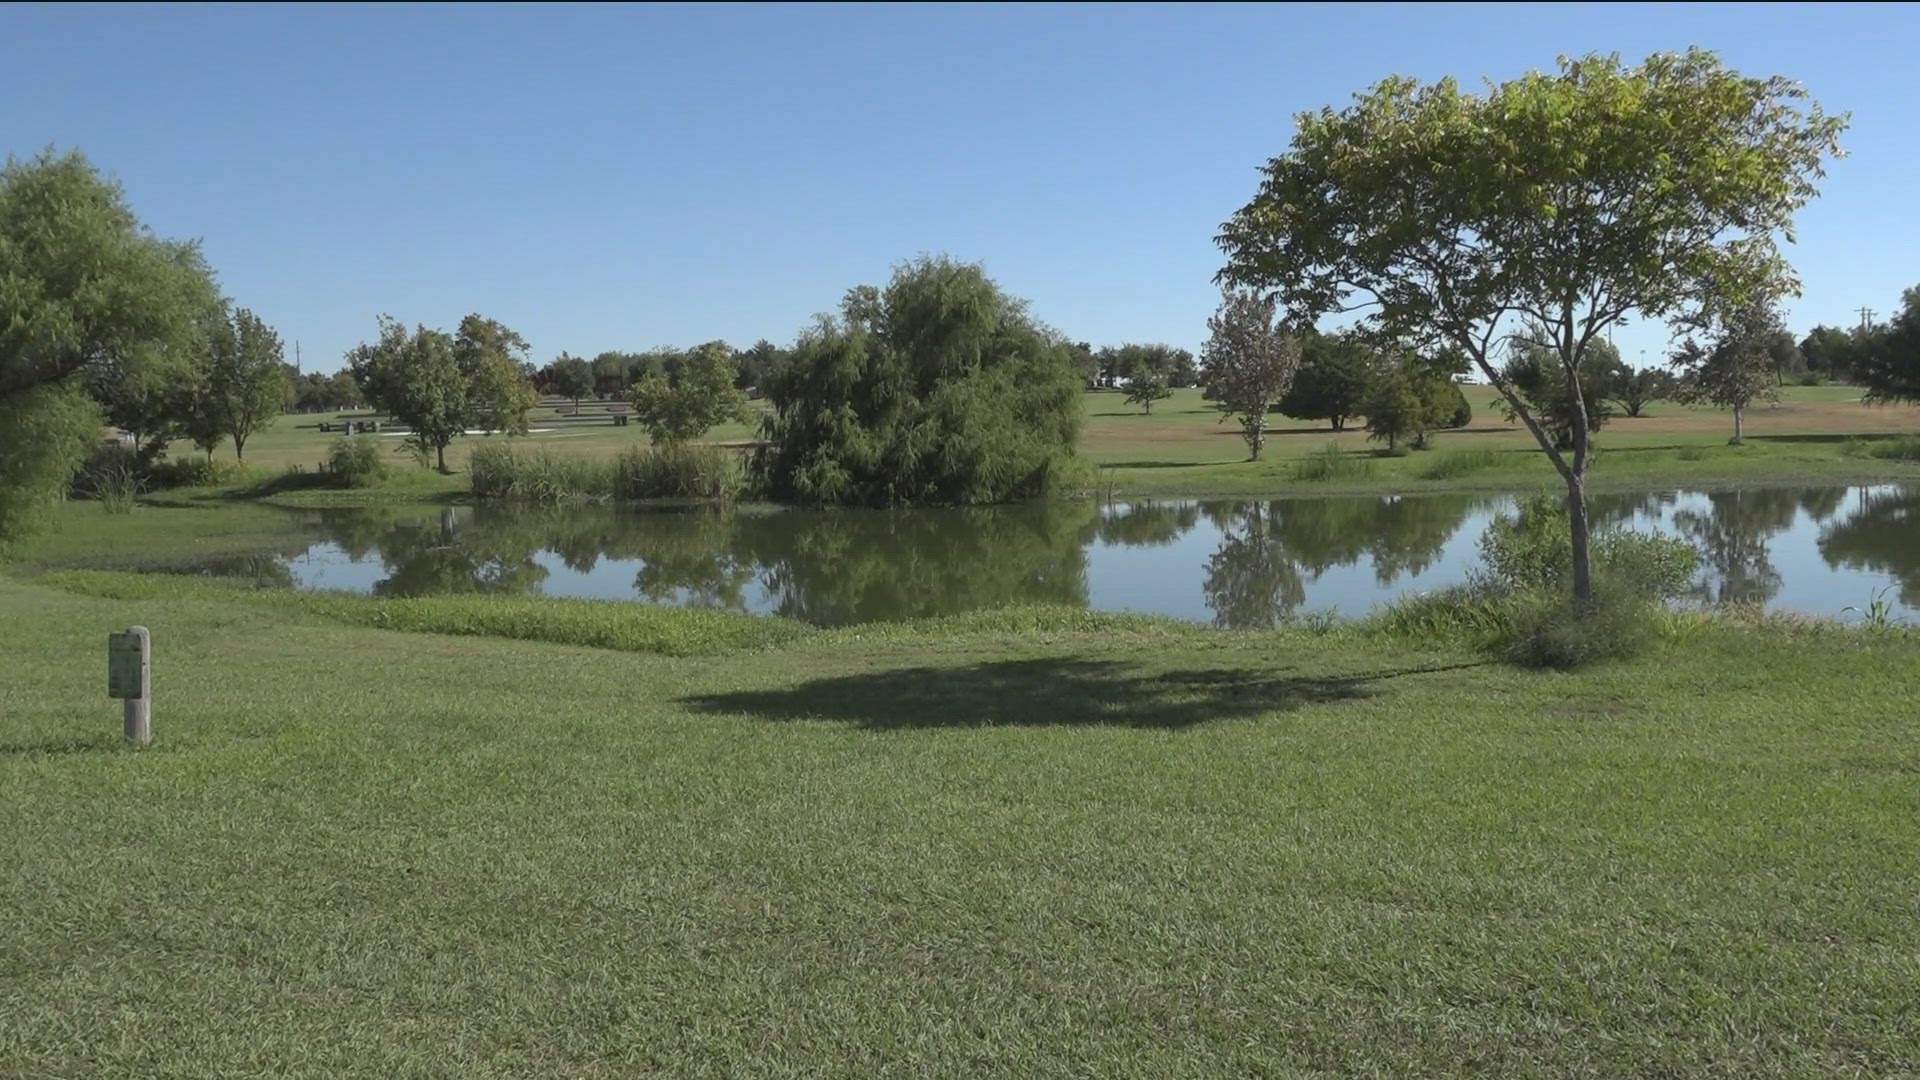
{"left": 4, "top": 572, "right": 1918, "bottom": 1076}
{"left": 165, "top": 386, "right": 1920, "bottom": 503}
{"left": 1082, "top": 385, "right": 1920, "bottom": 495}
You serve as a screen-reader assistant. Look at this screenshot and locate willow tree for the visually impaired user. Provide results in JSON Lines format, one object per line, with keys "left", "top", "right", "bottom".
{"left": 1216, "top": 50, "right": 1844, "bottom": 605}
{"left": 0, "top": 149, "right": 221, "bottom": 537}
{"left": 757, "top": 256, "right": 1083, "bottom": 506}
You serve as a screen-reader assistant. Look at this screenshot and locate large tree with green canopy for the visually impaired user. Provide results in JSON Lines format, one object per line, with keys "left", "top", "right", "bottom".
{"left": 756, "top": 256, "right": 1084, "bottom": 506}
{"left": 0, "top": 149, "right": 223, "bottom": 538}
{"left": 1216, "top": 50, "right": 1845, "bottom": 606}
{"left": 1858, "top": 287, "right": 1920, "bottom": 404}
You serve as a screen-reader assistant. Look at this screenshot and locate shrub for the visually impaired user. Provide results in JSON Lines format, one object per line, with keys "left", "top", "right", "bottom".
{"left": 74, "top": 444, "right": 144, "bottom": 512}
{"left": 614, "top": 444, "right": 746, "bottom": 501}
{"left": 147, "top": 454, "right": 244, "bottom": 489}
{"left": 1675, "top": 445, "right": 1709, "bottom": 462}
{"left": 1291, "top": 442, "right": 1376, "bottom": 482}
{"left": 1477, "top": 498, "right": 1698, "bottom": 600}
{"left": 1797, "top": 371, "right": 1825, "bottom": 387}
{"left": 1500, "top": 582, "right": 1663, "bottom": 670}
{"left": 1370, "top": 498, "right": 1698, "bottom": 669}
{"left": 327, "top": 435, "right": 392, "bottom": 488}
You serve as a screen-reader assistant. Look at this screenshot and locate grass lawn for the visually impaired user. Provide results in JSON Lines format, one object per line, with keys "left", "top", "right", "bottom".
{"left": 1081, "top": 385, "right": 1920, "bottom": 496}
{"left": 156, "top": 386, "right": 1920, "bottom": 506}
{"left": 4, "top": 571, "right": 1918, "bottom": 1075}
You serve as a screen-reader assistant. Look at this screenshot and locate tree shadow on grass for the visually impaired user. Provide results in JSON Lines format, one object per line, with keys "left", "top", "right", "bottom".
{"left": 681, "top": 657, "right": 1482, "bottom": 731}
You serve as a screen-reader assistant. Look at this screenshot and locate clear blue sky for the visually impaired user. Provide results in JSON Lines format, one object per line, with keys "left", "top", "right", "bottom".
{"left": 5, "top": 2, "right": 1915, "bottom": 372}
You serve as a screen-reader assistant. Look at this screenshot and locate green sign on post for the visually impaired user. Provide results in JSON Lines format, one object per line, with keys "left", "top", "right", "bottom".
{"left": 107, "top": 626, "right": 151, "bottom": 745}
{"left": 107, "top": 632, "right": 143, "bottom": 699}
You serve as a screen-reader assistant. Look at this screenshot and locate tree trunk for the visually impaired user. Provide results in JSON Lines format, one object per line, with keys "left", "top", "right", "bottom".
{"left": 1567, "top": 471, "right": 1593, "bottom": 609}
{"left": 436, "top": 443, "right": 448, "bottom": 473}
{"left": 1731, "top": 405, "right": 1744, "bottom": 444}
{"left": 234, "top": 436, "right": 246, "bottom": 462}
{"left": 1332, "top": 416, "right": 1343, "bottom": 432}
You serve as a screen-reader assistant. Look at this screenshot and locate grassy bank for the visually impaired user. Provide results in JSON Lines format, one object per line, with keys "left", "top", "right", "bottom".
{"left": 135, "top": 386, "right": 1920, "bottom": 508}
{"left": 4, "top": 569, "right": 1918, "bottom": 1076}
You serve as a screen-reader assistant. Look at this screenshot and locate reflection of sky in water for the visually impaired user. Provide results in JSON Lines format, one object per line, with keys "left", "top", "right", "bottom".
{"left": 279, "top": 485, "right": 1920, "bottom": 626}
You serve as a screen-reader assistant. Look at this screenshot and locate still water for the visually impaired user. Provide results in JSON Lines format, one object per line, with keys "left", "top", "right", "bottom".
{"left": 263, "top": 485, "right": 1919, "bottom": 628}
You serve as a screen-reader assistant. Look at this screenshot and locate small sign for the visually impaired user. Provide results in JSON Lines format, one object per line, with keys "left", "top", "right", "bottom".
{"left": 107, "top": 631, "right": 144, "bottom": 700}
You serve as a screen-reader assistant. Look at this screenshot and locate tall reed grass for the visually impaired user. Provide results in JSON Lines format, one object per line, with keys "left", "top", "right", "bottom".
{"left": 469, "top": 441, "right": 747, "bottom": 503}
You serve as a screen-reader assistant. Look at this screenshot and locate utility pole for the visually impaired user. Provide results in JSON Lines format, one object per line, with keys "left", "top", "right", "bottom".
{"left": 295, "top": 341, "right": 302, "bottom": 374}
{"left": 1857, "top": 307, "right": 1876, "bottom": 333}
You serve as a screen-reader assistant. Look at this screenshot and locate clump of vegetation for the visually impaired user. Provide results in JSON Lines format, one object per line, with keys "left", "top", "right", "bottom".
{"left": 1370, "top": 497, "right": 1699, "bottom": 669}
{"left": 1291, "top": 442, "right": 1377, "bottom": 482}
{"left": 468, "top": 442, "right": 614, "bottom": 503}
{"left": 757, "top": 256, "right": 1086, "bottom": 505}
{"left": 1675, "top": 445, "right": 1710, "bottom": 462}
{"left": 1418, "top": 447, "right": 1500, "bottom": 480}
{"left": 1842, "top": 435, "right": 1920, "bottom": 462}
{"left": 327, "top": 435, "right": 393, "bottom": 488}
{"left": 615, "top": 444, "right": 745, "bottom": 501}
{"left": 74, "top": 443, "right": 144, "bottom": 513}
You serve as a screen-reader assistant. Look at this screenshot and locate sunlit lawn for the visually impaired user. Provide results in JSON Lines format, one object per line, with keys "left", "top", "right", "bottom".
{"left": 3, "top": 571, "right": 1918, "bottom": 1075}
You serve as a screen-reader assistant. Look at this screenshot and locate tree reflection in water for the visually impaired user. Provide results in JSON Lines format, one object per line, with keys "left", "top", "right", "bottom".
{"left": 291, "top": 484, "right": 1919, "bottom": 625}
{"left": 1198, "top": 495, "right": 1483, "bottom": 628}
{"left": 1819, "top": 485, "right": 1920, "bottom": 609}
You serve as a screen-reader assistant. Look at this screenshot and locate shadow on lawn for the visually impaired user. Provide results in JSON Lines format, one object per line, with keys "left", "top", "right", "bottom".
{"left": 682, "top": 657, "right": 1481, "bottom": 730}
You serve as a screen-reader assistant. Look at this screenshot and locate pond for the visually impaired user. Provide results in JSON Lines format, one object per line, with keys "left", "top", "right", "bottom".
{"left": 254, "top": 484, "right": 1920, "bottom": 628}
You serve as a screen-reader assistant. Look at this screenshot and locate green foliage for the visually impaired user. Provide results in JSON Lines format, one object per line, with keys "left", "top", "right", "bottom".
{"left": 1477, "top": 498, "right": 1699, "bottom": 600}
{"left": 1841, "top": 435, "right": 1920, "bottom": 462}
{"left": 1670, "top": 297, "right": 1788, "bottom": 441}
{"left": 1800, "top": 324, "right": 1872, "bottom": 382}
{"left": 757, "top": 256, "right": 1085, "bottom": 506}
{"left": 1610, "top": 366, "right": 1677, "bottom": 417}
{"left": 1291, "top": 442, "right": 1377, "bottom": 483}
{"left": 71, "top": 441, "right": 144, "bottom": 511}
{"left": 289, "top": 368, "right": 364, "bottom": 412}
{"left": 628, "top": 340, "right": 749, "bottom": 446}
{"left": 454, "top": 314, "right": 538, "bottom": 437}
{"left": 348, "top": 317, "right": 464, "bottom": 471}
{"left": 0, "top": 384, "right": 99, "bottom": 543}
{"left": 0, "top": 149, "right": 221, "bottom": 411}
{"left": 1097, "top": 343, "right": 1199, "bottom": 389}
{"left": 469, "top": 442, "right": 614, "bottom": 503}
{"left": 1498, "top": 336, "right": 1617, "bottom": 448}
{"left": 1369, "top": 500, "right": 1697, "bottom": 669}
{"left": 1217, "top": 49, "right": 1846, "bottom": 603}
{"left": 1859, "top": 286, "right": 1920, "bottom": 404}
{"left": 199, "top": 307, "right": 288, "bottom": 460}
{"left": 1278, "top": 329, "right": 1374, "bottom": 431}
{"left": 326, "top": 435, "right": 392, "bottom": 488}
{"left": 614, "top": 444, "right": 745, "bottom": 501}
{"left": 543, "top": 352, "right": 595, "bottom": 405}
{"left": 467, "top": 441, "right": 746, "bottom": 502}
{"left": 1123, "top": 375, "right": 1172, "bottom": 413}
{"left": 1499, "top": 581, "right": 1665, "bottom": 670}
{"left": 349, "top": 314, "right": 536, "bottom": 472}
{"left": 1418, "top": 447, "right": 1499, "bottom": 480}
{"left": 1362, "top": 362, "right": 1459, "bottom": 450}
{"left": 1202, "top": 292, "right": 1300, "bottom": 461}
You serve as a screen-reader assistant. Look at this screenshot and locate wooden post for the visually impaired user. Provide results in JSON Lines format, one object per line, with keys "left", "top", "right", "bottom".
{"left": 108, "top": 626, "right": 151, "bottom": 746}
